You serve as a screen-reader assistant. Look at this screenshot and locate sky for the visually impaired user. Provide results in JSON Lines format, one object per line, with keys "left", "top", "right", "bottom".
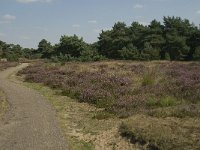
{"left": 0, "top": 0, "right": 200, "bottom": 48}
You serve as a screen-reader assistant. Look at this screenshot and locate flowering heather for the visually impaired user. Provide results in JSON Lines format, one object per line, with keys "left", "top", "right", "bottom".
{"left": 164, "top": 63, "right": 200, "bottom": 102}
{"left": 18, "top": 61, "right": 200, "bottom": 116}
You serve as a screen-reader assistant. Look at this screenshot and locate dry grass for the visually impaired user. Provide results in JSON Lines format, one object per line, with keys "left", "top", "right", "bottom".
{"left": 119, "top": 115, "right": 200, "bottom": 150}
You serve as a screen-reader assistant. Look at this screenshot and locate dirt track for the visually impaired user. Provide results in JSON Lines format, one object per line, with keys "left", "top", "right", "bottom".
{"left": 0, "top": 64, "right": 68, "bottom": 150}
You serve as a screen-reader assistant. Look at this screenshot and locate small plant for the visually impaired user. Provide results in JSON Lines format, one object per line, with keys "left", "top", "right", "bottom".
{"left": 142, "top": 72, "right": 154, "bottom": 86}
{"left": 146, "top": 96, "right": 177, "bottom": 108}
{"left": 92, "top": 111, "right": 113, "bottom": 120}
{"left": 159, "top": 96, "right": 177, "bottom": 107}
{"left": 146, "top": 97, "right": 158, "bottom": 107}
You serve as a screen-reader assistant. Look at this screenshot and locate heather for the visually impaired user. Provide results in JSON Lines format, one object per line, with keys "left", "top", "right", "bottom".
{"left": 0, "top": 62, "right": 18, "bottom": 71}
{"left": 18, "top": 61, "right": 200, "bottom": 116}
{"left": 18, "top": 61, "right": 200, "bottom": 149}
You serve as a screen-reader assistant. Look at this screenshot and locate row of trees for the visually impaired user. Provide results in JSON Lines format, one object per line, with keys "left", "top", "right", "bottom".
{"left": 37, "top": 16, "right": 200, "bottom": 61}
{"left": 0, "top": 40, "right": 36, "bottom": 61}
{"left": 1, "top": 16, "right": 200, "bottom": 61}
{"left": 37, "top": 35, "right": 105, "bottom": 62}
{"left": 97, "top": 16, "right": 200, "bottom": 60}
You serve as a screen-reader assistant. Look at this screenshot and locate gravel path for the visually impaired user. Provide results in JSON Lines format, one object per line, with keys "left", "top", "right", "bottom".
{"left": 0, "top": 64, "right": 68, "bottom": 150}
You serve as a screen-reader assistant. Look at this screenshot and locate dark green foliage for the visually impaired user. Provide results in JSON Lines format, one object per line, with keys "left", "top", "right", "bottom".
{"left": 97, "top": 16, "right": 200, "bottom": 61}
{"left": 0, "top": 40, "right": 36, "bottom": 61}
{"left": 118, "top": 45, "right": 139, "bottom": 60}
{"left": 38, "top": 39, "right": 54, "bottom": 59}
{"left": 56, "top": 35, "right": 87, "bottom": 57}
{"left": 45, "top": 35, "right": 105, "bottom": 62}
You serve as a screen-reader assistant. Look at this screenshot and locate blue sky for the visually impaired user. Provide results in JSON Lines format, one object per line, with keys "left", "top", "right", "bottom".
{"left": 0, "top": 0, "right": 200, "bottom": 48}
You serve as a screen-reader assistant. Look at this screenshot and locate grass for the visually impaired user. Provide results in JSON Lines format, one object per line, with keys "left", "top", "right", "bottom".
{"left": 92, "top": 111, "right": 114, "bottom": 120}
{"left": 17, "top": 60, "right": 200, "bottom": 150}
{"left": 119, "top": 115, "right": 200, "bottom": 150}
{"left": 146, "top": 96, "right": 178, "bottom": 108}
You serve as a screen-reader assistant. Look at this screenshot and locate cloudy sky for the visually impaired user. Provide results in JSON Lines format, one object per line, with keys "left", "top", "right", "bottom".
{"left": 0, "top": 0, "right": 200, "bottom": 48}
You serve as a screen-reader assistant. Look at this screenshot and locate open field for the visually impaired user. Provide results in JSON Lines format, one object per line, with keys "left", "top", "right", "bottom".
{"left": 18, "top": 61, "right": 200, "bottom": 150}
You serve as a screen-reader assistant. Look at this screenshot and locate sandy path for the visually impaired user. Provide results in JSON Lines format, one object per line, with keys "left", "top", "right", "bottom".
{"left": 0, "top": 64, "right": 68, "bottom": 150}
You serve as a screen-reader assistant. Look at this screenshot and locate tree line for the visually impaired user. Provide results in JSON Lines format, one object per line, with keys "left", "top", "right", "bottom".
{"left": 0, "top": 40, "right": 36, "bottom": 61}
{"left": 1, "top": 16, "right": 200, "bottom": 61}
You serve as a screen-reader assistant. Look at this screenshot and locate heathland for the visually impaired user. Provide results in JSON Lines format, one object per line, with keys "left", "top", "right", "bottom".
{"left": 17, "top": 60, "right": 200, "bottom": 150}
{"left": 0, "top": 16, "right": 200, "bottom": 150}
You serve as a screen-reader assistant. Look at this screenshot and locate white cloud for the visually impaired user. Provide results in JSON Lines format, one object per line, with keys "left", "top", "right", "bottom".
{"left": 72, "top": 24, "right": 80, "bottom": 28}
{"left": 134, "top": 4, "right": 144, "bottom": 9}
{"left": 197, "top": 10, "right": 200, "bottom": 14}
{"left": 3, "top": 14, "right": 16, "bottom": 21}
{"left": 16, "top": 0, "right": 54, "bottom": 3}
{"left": 88, "top": 20, "right": 97, "bottom": 24}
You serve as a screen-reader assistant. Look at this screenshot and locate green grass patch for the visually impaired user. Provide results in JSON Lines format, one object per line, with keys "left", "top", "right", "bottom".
{"left": 68, "top": 137, "right": 94, "bottom": 150}
{"left": 146, "top": 96, "right": 178, "bottom": 108}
